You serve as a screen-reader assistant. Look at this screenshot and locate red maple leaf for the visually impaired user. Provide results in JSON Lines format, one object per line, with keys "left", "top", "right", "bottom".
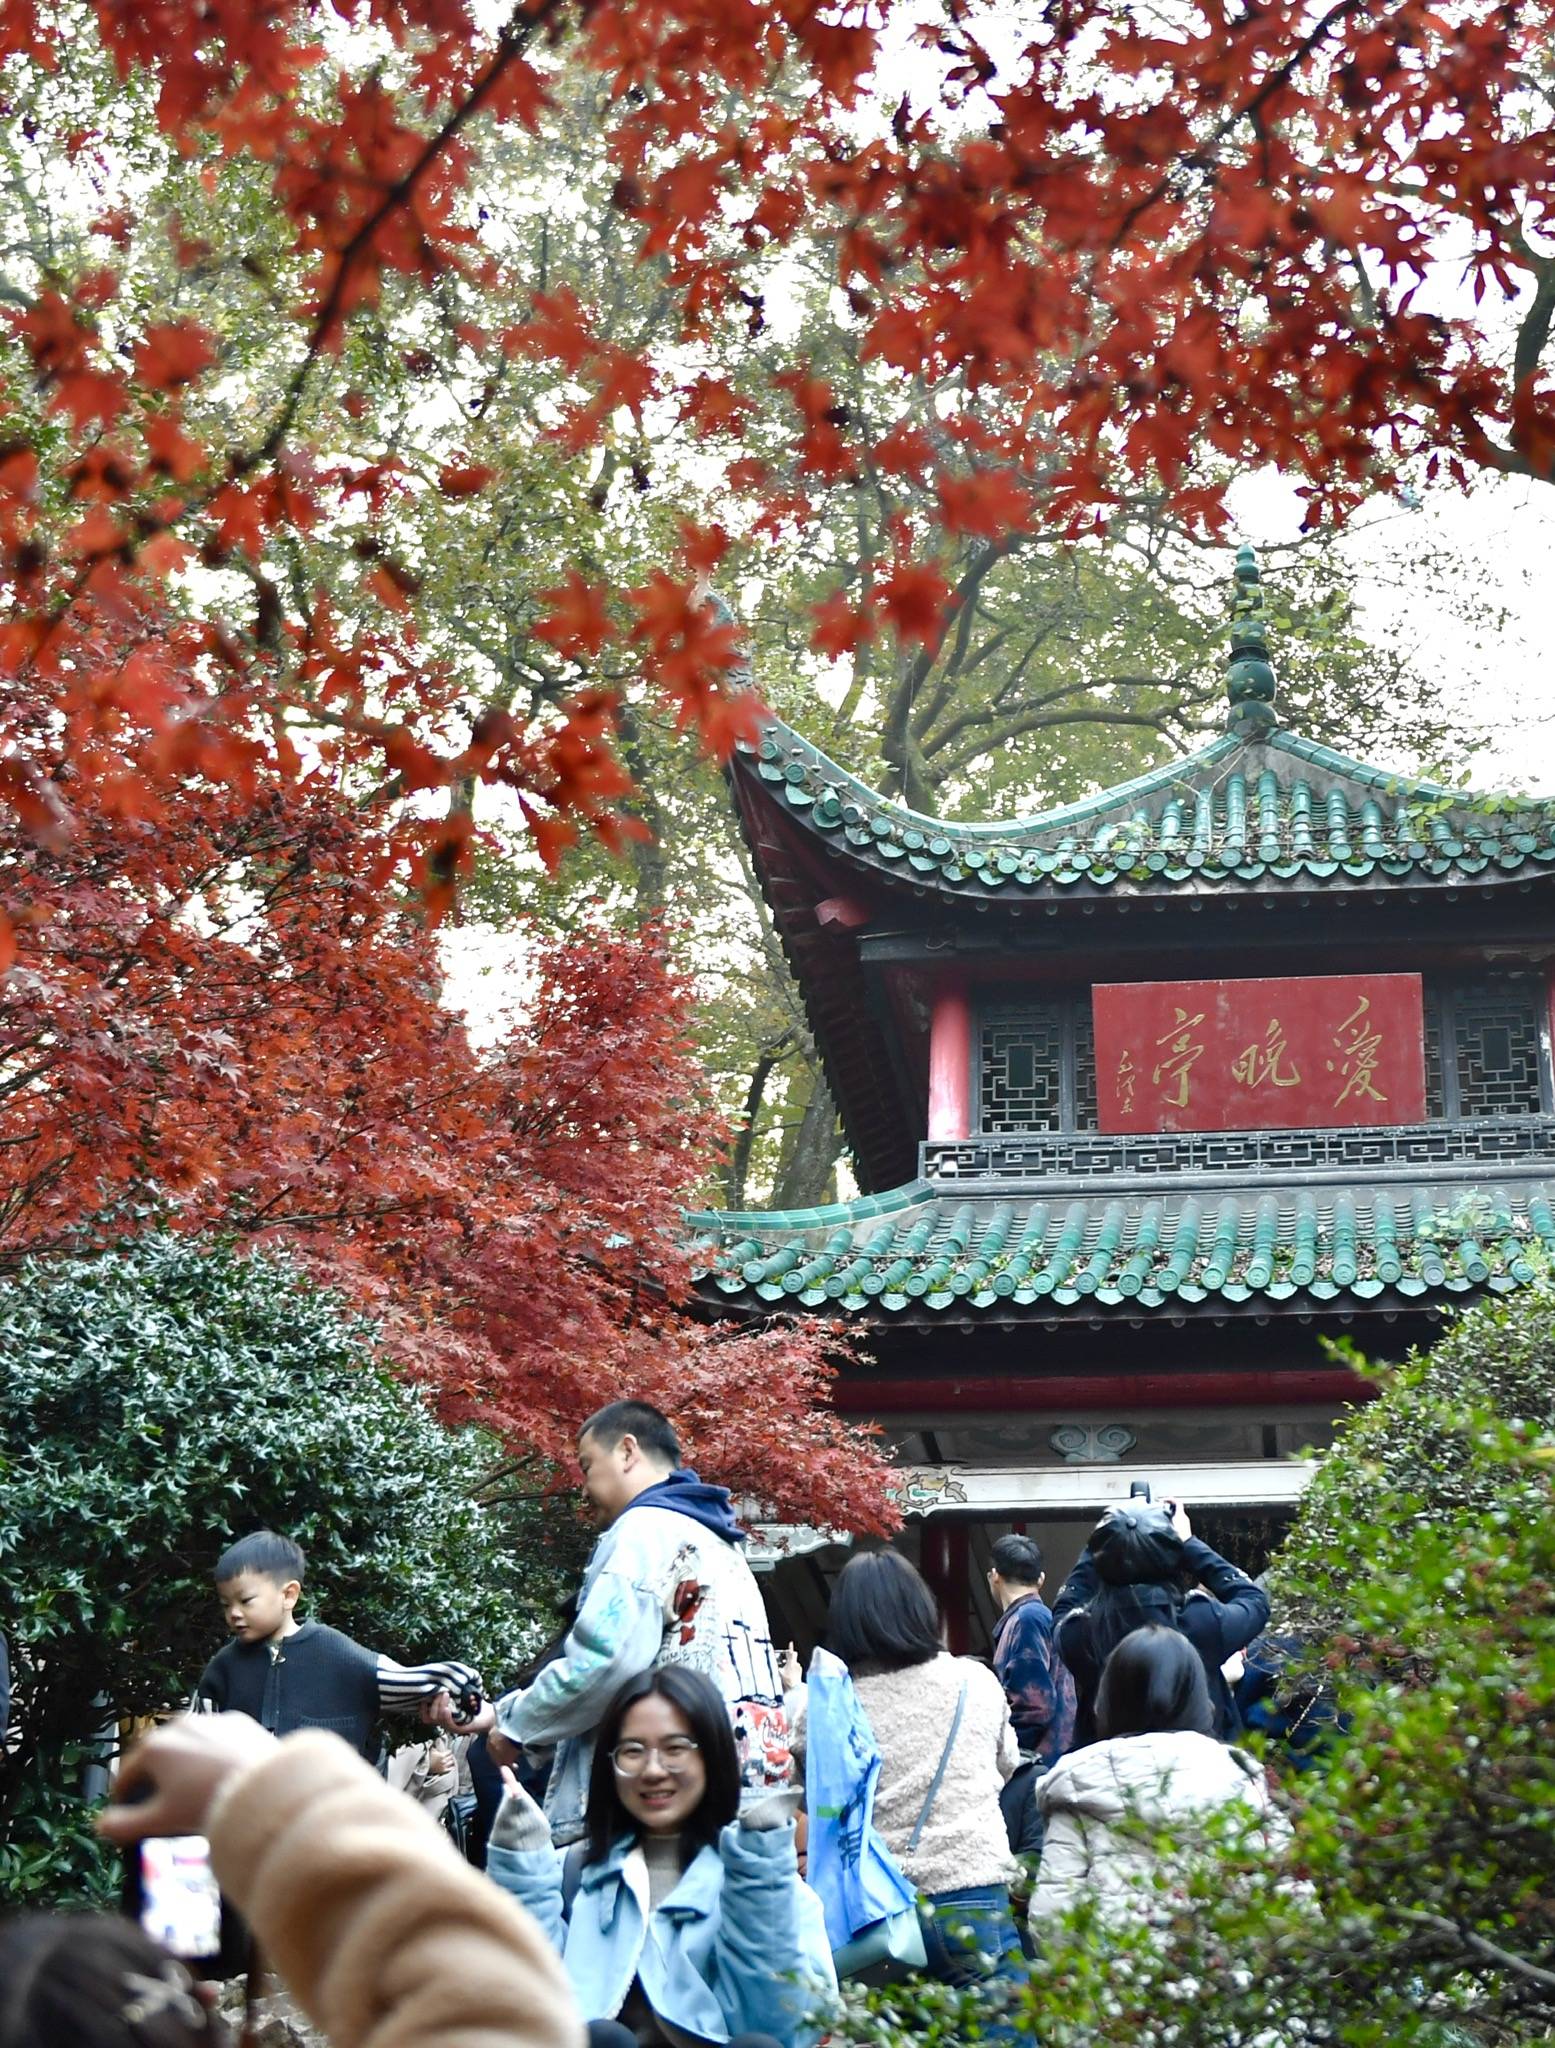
{"left": 134, "top": 320, "right": 216, "bottom": 391}
{"left": 877, "top": 561, "right": 953, "bottom": 647}
{"left": 936, "top": 468, "right": 1035, "bottom": 539}
{"left": 534, "top": 571, "right": 613, "bottom": 658}
{"left": 810, "top": 589, "right": 876, "bottom": 659}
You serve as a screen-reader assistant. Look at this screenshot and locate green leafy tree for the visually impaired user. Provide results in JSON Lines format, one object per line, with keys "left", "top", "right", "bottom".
{"left": 0, "top": 1232, "right": 582, "bottom": 1907}
{"left": 1271, "top": 1275, "right": 1555, "bottom": 1644}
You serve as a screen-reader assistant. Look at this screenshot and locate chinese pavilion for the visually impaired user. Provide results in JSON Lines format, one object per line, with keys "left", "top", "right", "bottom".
{"left": 687, "top": 551, "right": 1555, "bottom": 1650}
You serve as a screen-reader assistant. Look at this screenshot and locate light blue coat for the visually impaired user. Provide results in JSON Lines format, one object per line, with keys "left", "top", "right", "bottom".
{"left": 488, "top": 1820, "right": 837, "bottom": 2048}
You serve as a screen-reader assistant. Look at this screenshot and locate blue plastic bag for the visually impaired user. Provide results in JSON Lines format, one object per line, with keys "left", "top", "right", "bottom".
{"left": 802, "top": 1647, "right": 917, "bottom": 1949}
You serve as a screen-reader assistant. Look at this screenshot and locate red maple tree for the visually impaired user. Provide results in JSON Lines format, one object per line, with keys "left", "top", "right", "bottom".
{"left": 2, "top": 0, "right": 1551, "bottom": 955}
{"left": 2, "top": 0, "right": 1547, "bottom": 1526}
{"left": 0, "top": 659, "right": 891, "bottom": 1527}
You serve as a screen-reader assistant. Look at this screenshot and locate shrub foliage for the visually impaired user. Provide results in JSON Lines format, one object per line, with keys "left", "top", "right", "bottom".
{"left": 0, "top": 1233, "right": 568, "bottom": 1905}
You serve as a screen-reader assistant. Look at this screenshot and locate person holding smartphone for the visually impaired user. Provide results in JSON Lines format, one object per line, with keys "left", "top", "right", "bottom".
{"left": 52, "top": 1712, "right": 585, "bottom": 2048}
{"left": 1052, "top": 1498, "right": 1269, "bottom": 1747}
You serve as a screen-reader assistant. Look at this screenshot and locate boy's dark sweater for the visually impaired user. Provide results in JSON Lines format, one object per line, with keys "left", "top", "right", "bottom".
{"left": 196, "top": 1621, "right": 381, "bottom": 1756}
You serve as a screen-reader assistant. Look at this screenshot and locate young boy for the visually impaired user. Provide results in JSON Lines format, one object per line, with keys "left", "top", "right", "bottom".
{"left": 193, "top": 1529, "right": 483, "bottom": 1759}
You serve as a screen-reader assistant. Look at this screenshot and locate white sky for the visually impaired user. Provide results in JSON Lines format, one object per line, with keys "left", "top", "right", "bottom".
{"left": 1228, "top": 468, "right": 1555, "bottom": 794}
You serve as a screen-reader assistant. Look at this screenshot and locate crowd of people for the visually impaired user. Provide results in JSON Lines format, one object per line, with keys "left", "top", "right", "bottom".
{"left": 0, "top": 1398, "right": 1299, "bottom": 2048}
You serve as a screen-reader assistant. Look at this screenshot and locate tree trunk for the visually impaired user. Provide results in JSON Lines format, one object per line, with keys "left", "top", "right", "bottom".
{"left": 724, "top": 1041, "right": 787, "bottom": 1211}
{"left": 770, "top": 1066, "right": 843, "bottom": 1209}
{"left": 616, "top": 702, "right": 670, "bottom": 914}
{"left": 879, "top": 660, "right": 940, "bottom": 813}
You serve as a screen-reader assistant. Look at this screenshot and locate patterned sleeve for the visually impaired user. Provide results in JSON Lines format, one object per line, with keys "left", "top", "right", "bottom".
{"left": 374, "top": 1655, "right": 483, "bottom": 1716}
{"left": 508, "top": 1569, "right": 665, "bottom": 1749}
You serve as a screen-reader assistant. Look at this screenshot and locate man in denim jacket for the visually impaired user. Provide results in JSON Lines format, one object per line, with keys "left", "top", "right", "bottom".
{"left": 444, "top": 1401, "right": 789, "bottom": 1845}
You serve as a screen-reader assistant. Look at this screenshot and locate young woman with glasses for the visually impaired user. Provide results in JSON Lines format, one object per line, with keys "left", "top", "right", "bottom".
{"left": 488, "top": 1666, "right": 836, "bottom": 2048}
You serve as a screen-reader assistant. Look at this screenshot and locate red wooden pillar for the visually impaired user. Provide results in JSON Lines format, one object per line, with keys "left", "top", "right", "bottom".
{"left": 919, "top": 1518, "right": 971, "bottom": 1654}
{"left": 927, "top": 977, "right": 973, "bottom": 1140}
{"left": 943, "top": 1523, "right": 971, "bottom": 1655}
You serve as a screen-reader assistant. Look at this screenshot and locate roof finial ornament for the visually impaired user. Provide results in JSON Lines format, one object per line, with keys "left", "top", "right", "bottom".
{"left": 1225, "top": 543, "right": 1278, "bottom": 737}
{"left": 697, "top": 581, "right": 756, "bottom": 691}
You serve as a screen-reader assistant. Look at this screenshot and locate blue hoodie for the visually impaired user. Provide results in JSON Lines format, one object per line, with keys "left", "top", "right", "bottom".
{"left": 620, "top": 1468, "right": 746, "bottom": 1544}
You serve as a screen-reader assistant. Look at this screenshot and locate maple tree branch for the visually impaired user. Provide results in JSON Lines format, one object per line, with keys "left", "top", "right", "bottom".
{"left": 243, "top": 0, "right": 579, "bottom": 478}
{"left": 1107, "top": 0, "right": 1369, "bottom": 252}
{"left": 1512, "top": 254, "right": 1555, "bottom": 393}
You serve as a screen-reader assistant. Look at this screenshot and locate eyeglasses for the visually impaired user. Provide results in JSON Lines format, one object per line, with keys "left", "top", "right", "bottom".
{"left": 611, "top": 1737, "right": 701, "bottom": 1777}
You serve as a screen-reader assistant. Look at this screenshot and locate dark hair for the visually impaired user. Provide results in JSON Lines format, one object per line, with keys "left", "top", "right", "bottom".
{"left": 584, "top": 1667, "right": 738, "bottom": 1868}
{"left": 577, "top": 1401, "right": 680, "bottom": 1468}
{"left": 989, "top": 1534, "right": 1044, "bottom": 1586}
{"left": 826, "top": 1549, "right": 942, "bottom": 1675}
{"left": 1094, "top": 1625, "right": 1214, "bottom": 1740}
{"left": 213, "top": 1530, "right": 304, "bottom": 1587}
{"left": 0, "top": 1913, "right": 222, "bottom": 2048}
{"left": 1087, "top": 1503, "right": 1184, "bottom": 1588}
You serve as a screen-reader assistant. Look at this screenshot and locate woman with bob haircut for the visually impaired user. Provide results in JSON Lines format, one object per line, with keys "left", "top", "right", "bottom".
{"left": 786, "top": 1548, "right": 1023, "bottom": 1990}
{"left": 1028, "top": 1625, "right": 1287, "bottom": 1930}
{"left": 488, "top": 1665, "right": 835, "bottom": 2048}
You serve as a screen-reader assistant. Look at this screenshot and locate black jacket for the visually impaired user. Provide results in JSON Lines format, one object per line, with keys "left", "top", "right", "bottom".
{"left": 195, "top": 1621, "right": 380, "bottom": 1756}
{"left": 1054, "top": 1538, "right": 1270, "bottom": 1746}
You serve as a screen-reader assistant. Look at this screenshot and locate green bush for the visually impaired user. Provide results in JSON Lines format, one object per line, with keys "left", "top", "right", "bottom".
{"left": 0, "top": 1233, "right": 579, "bottom": 1906}
{"left": 1271, "top": 1280, "right": 1555, "bottom": 1646}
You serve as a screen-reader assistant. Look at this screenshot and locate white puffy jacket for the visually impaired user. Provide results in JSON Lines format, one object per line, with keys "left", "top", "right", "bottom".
{"left": 1028, "top": 1730, "right": 1287, "bottom": 1929}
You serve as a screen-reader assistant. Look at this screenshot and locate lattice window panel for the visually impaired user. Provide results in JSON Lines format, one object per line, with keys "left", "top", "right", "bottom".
{"left": 925, "top": 1115, "right": 1555, "bottom": 1184}
{"left": 1424, "top": 1005, "right": 1445, "bottom": 1119}
{"left": 1187, "top": 1511, "right": 1290, "bottom": 1578}
{"left": 1072, "top": 1010, "right": 1098, "bottom": 1131}
{"left": 981, "top": 1006, "right": 1062, "bottom": 1131}
{"left": 1454, "top": 985, "right": 1544, "bottom": 1118}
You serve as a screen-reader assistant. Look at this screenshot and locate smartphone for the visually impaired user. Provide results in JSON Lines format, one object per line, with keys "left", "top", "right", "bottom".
{"left": 126, "top": 1832, "right": 224, "bottom": 1967}
{"left": 1129, "top": 1480, "right": 1152, "bottom": 1501}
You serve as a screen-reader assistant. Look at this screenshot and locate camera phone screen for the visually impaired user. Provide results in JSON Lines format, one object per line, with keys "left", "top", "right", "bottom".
{"left": 138, "top": 1835, "right": 222, "bottom": 1960}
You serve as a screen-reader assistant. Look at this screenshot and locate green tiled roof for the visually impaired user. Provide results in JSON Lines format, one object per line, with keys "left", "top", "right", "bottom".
{"left": 740, "top": 723, "right": 1555, "bottom": 894}
{"left": 688, "top": 1180, "right": 1555, "bottom": 1317}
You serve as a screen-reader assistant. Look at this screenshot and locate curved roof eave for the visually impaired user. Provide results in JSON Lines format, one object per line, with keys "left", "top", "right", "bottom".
{"left": 735, "top": 718, "right": 1555, "bottom": 900}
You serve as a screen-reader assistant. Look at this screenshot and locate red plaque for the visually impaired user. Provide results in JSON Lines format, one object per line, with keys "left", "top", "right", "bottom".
{"left": 1093, "top": 974, "right": 1426, "bottom": 1134}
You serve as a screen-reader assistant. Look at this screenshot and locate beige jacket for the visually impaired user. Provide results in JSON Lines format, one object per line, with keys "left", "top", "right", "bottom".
{"left": 207, "top": 1730, "right": 584, "bottom": 2048}
{"left": 792, "top": 1652, "right": 1018, "bottom": 1896}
